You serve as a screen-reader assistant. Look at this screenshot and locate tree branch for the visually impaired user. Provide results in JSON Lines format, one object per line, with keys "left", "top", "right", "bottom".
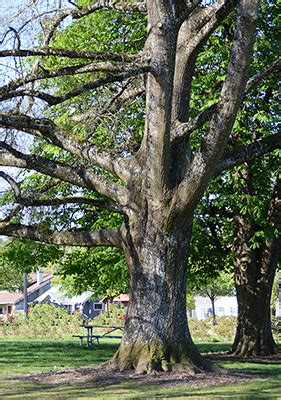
{"left": 214, "top": 134, "right": 281, "bottom": 176}
{"left": 17, "top": 195, "right": 126, "bottom": 214}
{"left": 0, "top": 48, "right": 137, "bottom": 62}
{"left": 0, "top": 143, "right": 129, "bottom": 205}
{"left": 72, "top": 1, "right": 146, "bottom": 17}
{"left": 172, "top": 0, "right": 237, "bottom": 123}
{"left": 0, "top": 112, "right": 130, "bottom": 181}
{"left": 174, "top": 0, "right": 260, "bottom": 211}
{"left": 0, "top": 223, "right": 123, "bottom": 247}
{"left": 0, "top": 66, "right": 149, "bottom": 105}
{"left": 0, "top": 60, "right": 146, "bottom": 97}
{"left": 0, "top": 171, "right": 21, "bottom": 198}
{"left": 174, "top": 58, "right": 280, "bottom": 139}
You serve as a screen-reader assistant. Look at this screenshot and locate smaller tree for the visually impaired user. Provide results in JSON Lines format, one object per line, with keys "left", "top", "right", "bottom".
{"left": 191, "top": 271, "right": 234, "bottom": 326}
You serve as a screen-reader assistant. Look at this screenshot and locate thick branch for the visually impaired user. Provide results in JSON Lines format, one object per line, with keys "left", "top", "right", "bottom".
{"left": 174, "top": 58, "right": 280, "bottom": 140}
{"left": 16, "top": 196, "right": 126, "bottom": 214}
{"left": 72, "top": 1, "right": 146, "bottom": 17}
{"left": 172, "top": 0, "right": 237, "bottom": 123}
{"left": 214, "top": 134, "right": 281, "bottom": 176}
{"left": 0, "top": 112, "right": 130, "bottom": 181}
{"left": 0, "top": 223, "right": 123, "bottom": 247}
{"left": 173, "top": 0, "right": 260, "bottom": 212}
{"left": 0, "top": 143, "right": 129, "bottom": 205}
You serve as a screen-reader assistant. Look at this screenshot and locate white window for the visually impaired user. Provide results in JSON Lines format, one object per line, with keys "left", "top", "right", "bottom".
{"left": 0, "top": 307, "right": 3, "bottom": 314}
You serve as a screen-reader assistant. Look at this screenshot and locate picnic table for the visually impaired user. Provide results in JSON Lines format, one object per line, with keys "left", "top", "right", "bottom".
{"left": 73, "top": 325, "right": 124, "bottom": 347}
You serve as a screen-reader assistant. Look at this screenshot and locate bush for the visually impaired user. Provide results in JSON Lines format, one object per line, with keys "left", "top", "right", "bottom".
{"left": 189, "top": 316, "right": 237, "bottom": 342}
{"left": 0, "top": 304, "right": 82, "bottom": 338}
{"left": 272, "top": 316, "right": 281, "bottom": 344}
{"left": 213, "top": 316, "right": 237, "bottom": 341}
{"left": 91, "top": 304, "right": 126, "bottom": 326}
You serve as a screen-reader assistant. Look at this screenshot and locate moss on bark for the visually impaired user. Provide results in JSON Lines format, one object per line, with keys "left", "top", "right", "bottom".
{"left": 109, "top": 339, "right": 213, "bottom": 374}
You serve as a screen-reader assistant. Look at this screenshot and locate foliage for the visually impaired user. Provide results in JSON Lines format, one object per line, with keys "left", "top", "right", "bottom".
{"left": 190, "top": 271, "right": 234, "bottom": 300}
{"left": 0, "top": 304, "right": 82, "bottom": 338}
{"left": 53, "top": 247, "right": 128, "bottom": 297}
{"left": 189, "top": 316, "right": 237, "bottom": 343}
{"left": 90, "top": 303, "right": 127, "bottom": 327}
{"left": 0, "top": 239, "right": 62, "bottom": 291}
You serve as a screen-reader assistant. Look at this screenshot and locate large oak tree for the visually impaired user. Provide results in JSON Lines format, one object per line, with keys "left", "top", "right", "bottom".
{"left": 0, "top": 0, "right": 280, "bottom": 373}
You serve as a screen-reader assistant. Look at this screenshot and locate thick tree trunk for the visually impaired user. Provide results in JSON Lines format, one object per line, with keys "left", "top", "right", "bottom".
{"left": 231, "top": 215, "right": 279, "bottom": 357}
{"left": 110, "top": 213, "right": 211, "bottom": 374}
{"left": 232, "top": 278, "right": 277, "bottom": 356}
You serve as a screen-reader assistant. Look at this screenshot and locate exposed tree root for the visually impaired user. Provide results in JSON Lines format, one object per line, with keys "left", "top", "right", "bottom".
{"left": 108, "top": 340, "right": 213, "bottom": 375}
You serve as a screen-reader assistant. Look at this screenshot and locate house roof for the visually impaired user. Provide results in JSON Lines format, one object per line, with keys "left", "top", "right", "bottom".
{"left": 34, "top": 285, "right": 93, "bottom": 306}
{"left": 0, "top": 292, "right": 22, "bottom": 305}
{"left": 113, "top": 294, "right": 129, "bottom": 302}
{"left": 14, "top": 273, "right": 53, "bottom": 304}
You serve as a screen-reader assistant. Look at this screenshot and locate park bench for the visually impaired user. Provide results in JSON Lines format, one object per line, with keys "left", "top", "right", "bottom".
{"left": 73, "top": 325, "right": 123, "bottom": 347}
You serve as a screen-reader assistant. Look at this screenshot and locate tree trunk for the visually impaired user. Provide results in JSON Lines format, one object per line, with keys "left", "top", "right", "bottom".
{"left": 210, "top": 296, "right": 217, "bottom": 326}
{"left": 233, "top": 277, "right": 277, "bottom": 356}
{"left": 231, "top": 216, "right": 279, "bottom": 357}
{"left": 110, "top": 212, "right": 211, "bottom": 374}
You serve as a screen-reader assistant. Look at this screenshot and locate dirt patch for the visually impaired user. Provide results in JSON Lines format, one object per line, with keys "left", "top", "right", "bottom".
{"left": 10, "top": 358, "right": 265, "bottom": 390}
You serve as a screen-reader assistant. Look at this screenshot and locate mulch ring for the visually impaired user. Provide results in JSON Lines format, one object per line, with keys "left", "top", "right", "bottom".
{"left": 9, "top": 353, "right": 274, "bottom": 389}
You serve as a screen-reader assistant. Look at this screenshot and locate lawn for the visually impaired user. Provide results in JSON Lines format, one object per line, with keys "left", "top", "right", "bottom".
{"left": 0, "top": 337, "right": 280, "bottom": 399}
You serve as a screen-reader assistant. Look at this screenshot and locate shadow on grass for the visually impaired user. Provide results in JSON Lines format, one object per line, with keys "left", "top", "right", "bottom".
{"left": 0, "top": 338, "right": 119, "bottom": 375}
{"left": 1, "top": 339, "right": 280, "bottom": 399}
{"left": 1, "top": 375, "right": 280, "bottom": 399}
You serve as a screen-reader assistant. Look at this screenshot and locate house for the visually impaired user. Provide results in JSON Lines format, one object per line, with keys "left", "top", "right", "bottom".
{"left": 103, "top": 294, "right": 129, "bottom": 312}
{"left": 189, "top": 296, "right": 238, "bottom": 320}
{"left": 34, "top": 285, "right": 103, "bottom": 319}
{"left": 0, "top": 271, "right": 52, "bottom": 316}
{"left": 34, "top": 287, "right": 129, "bottom": 319}
{"left": 0, "top": 292, "right": 22, "bottom": 316}
{"left": 14, "top": 271, "right": 53, "bottom": 312}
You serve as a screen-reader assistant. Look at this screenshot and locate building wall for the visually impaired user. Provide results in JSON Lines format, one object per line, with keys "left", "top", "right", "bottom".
{"left": 0, "top": 304, "right": 12, "bottom": 315}
{"left": 277, "top": 282, "right": 281, "bottom": 318}
{"left": 83, "top": 300, "right": 104, "bottom": 319}
{"left": 190, "top": 296, "right": 238, "bottom": 320}
{"left": 15, "top": 281, "right": 52, "bottom": 310}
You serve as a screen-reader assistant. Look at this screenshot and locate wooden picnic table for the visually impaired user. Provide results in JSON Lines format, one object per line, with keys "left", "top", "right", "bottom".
{"left": 73, "top": 325, "right": 124, "bottom": 347}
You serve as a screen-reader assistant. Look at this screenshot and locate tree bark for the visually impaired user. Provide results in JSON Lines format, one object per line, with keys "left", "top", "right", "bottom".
{"left": 233, "top": 262, "right": 278, "bottom": 356}
{"left": 232, "top": 215, "right": 280, "bottom": 356}
{"left": 110, "top": 211, "right": 210, "bottom": 374}
{"left": 210, "top": 296, "right": 217, "bottom": 326}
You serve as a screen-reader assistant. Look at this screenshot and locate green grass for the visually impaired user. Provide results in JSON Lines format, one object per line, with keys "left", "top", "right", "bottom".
{"left": 0, "top": 336, "right": 119, "bottom": 375}
{"left": 0, "top": 337, "right": 280, "bottom": 399}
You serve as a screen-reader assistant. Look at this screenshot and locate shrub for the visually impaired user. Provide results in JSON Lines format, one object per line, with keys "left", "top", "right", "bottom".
{"left": 188, "top": 318, "right": 210, "bottom": 342}
{"left": 189, "top": 316, "right": 237, "bottom": 342}
{"left": 0, "top": 304, "right": 82, "bottom": 338}
{"left": 91, "top": 304, "right": 126, "bottom": 326}
{"left": 213, "top": 316, "right": 237, "bottom": 341}
{"left": 272, "top": 316, "right": 281, "bottom": 344}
